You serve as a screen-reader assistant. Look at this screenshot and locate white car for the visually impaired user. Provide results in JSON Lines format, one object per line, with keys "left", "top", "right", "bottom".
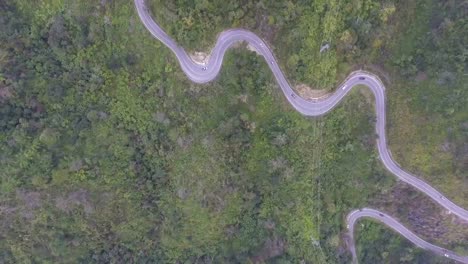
{"left": 341, "top": 85, "right": 347, "bottom": 90}
{"left": 444, "top": 253, "right": 449, "bottom": 258}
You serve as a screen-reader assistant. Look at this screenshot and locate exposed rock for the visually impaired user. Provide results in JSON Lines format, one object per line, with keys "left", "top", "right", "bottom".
{"left": 247, "top": 43, "right": 261, "bottom": 56}
{"left": 295, "top": 83, "right": 330, "bottom": 100}
{"left": 189, "top": 51, "right": 210, "bottom": 65}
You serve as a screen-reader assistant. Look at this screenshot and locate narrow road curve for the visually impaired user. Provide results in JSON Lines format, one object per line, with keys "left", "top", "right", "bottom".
{"left": 134, "top": 0, "right": 468, "bottom": 263}
{"left": 347, "top": 209, "right": 468, "bottom": 263}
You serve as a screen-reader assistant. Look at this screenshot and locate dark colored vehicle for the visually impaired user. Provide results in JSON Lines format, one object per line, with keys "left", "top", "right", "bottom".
{"left": 379, "top": 213, "right": 384, "bottom": 217}
{"left": 359, "top": 77, "right": 365, "bottom": 80}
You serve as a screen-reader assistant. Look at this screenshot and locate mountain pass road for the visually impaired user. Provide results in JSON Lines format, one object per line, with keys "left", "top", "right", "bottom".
{"left": 347, "top": 209, "right": 468, "bottom": 263}
{"left": 134, "top": 0, "right": 468, "bottom": 263}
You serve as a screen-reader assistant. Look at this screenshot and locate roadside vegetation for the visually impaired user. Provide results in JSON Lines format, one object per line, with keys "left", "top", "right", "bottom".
{"left": 148, "top": 0, "right": 396, "bottom": 89}
{"left": 356, "top": 220, "right": 457, "bottom": 263}
{"left": 0, "top": 1, "right": 389, "bottom": 262}
{"left": 0, "top": 0, "right": 466, "bottom": 263}
{"left": 148, "top": 0, "right": 468, "bottom": 258}
{"left": 382, "top": 0, "right": 467, "bottom": 208}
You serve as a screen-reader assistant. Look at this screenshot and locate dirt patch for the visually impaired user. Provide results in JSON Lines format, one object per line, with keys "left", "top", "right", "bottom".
{"left": 247, "top": 43, "right": 262, "bottom": 56}
{"left": 295, "top": 83, "right": 331, "bottom": 100}
{"left": 55, "top": 189, "right": 94, "bottom": 215}
{"left": 189, "top": 51, "right": 210, "bottom": 65}
{"left": 189, "top": 36, "right": 264, "bottom": 65}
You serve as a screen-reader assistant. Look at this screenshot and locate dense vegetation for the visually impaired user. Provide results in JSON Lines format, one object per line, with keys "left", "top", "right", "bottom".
{"left": 0, "top": 0, "right": 466, "bottom": 263}
{"left": 149, "top": 0, "right": 395, "bottom": 88}
{"left": 384, "top": 0, "right": 467, "bottom": 207}
{"left": 356, "top": 220, "right": 456, "bottom": 263}
{"left": 0, "top": 1, "right": 388, "bottom": 262}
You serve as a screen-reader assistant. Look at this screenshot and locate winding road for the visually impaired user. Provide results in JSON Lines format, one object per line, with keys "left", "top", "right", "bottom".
{"left": 134, "top": 0, "right": 468, "bottom": 263}
{"left": 347, "top": 209, "right": 468, "bottom": 263}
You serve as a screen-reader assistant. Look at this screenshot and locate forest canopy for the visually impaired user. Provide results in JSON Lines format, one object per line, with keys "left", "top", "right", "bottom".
{"left": 0, "top": 0, "right": 467, "bottom": 263}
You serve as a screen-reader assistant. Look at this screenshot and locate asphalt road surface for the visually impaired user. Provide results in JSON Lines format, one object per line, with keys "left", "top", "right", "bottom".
{"left": 347, "top": 209, "right": 468, "bottom": 263}
{"left": 134, "top": 0, "right": 468, "bottom": 263}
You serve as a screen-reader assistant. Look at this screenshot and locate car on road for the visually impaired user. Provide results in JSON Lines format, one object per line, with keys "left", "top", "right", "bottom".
{"left": 379, "top": 213, "right": 384, "bottom": 217}
{"left": 201, "top": 66, "right": 207, "bottom": 71}
{"left": 359, "top": 77, "right": 365, "bottom": 80}
{"left": 444, "top": 253, "right": 449, "bottom": 258}
{"left": 291, "top": 93, "right": 296, "bottom": 98}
